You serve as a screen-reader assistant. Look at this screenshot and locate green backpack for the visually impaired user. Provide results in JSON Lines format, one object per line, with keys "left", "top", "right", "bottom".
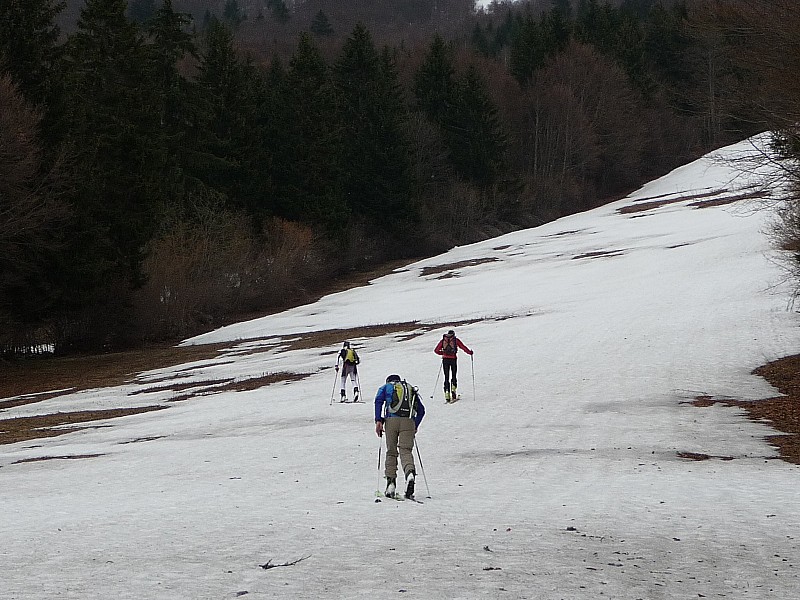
{"left": 389, "top": 381, "right": 419, "bottom": 418}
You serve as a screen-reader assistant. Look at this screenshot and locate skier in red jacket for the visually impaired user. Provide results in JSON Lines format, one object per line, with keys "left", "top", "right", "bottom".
{"left": 434, "top": 329, "right": 473, "bottom": 402}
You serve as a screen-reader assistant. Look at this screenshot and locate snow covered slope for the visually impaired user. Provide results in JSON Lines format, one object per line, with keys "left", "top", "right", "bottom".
{"left": 2, "top": 136, "right": 799, "bottom": 599}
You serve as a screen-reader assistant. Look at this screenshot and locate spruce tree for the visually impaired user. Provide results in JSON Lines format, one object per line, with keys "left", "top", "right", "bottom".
{"left": 62, "top": 0, "right": 165, "bottom": 288}
{"left": 333, "top": 24, "right": 412, "bottom": 225}
{"left": 271, "top": 33, "right": 345, "bottom": 227}
{"left": 146, "top": 0, "right": 196, "bottom": 134}
{"left": 266, "top": 0, "right": 289, "bottom": 23}
{"left": 445, "top": 65, "right": 507, "bottom": 187}
{"left": 510, "top": 14, "right": 546, "bottom": 86}
{"left": 310, "top": 10, "right": 334, "bottom": 37}
{"left": 0, "top": 0, "right": 64, "bottom": 105}
{"left": 413, "top": 34, "right": 457, "bottom": 124}
{"left": 128, "top": 0, "right": 157, "bottom": 23}
{"left": 192, "top": 18, "right": 272, "bottom": 215}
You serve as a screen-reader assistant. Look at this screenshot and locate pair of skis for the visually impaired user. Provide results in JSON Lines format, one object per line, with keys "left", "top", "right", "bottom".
{"left": 374, "top": 490, "right": 424, "bottom": 504}
{"left": 338, "top": 395, "right": 361, "bottom": 404}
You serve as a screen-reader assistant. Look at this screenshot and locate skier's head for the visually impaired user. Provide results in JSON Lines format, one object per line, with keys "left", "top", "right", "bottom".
{"left": 386, "top": 374, "right": 401, "bottom": 384}
{"left": 342, "top": 341, "right": 350, "bottom": 348}
{"left": 446, "top": 329, "right": 455, "bottom": 337}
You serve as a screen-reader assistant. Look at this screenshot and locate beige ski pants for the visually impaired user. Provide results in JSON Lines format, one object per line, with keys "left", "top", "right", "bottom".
{"left": 383, "top": 417, "right": 416, "bottom": 479}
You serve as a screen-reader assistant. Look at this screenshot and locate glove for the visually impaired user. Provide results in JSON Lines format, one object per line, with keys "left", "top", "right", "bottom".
{"left": 335, "top": 364, "right": 340, "bottom": 371}
{"left": 375, "top": 420, "right": 384, "bottom": 438}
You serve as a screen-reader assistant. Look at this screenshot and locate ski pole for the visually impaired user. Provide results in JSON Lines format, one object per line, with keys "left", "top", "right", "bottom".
{"left": 414, "top": 438, "right": 431, "bottom": 498}
{"left": 329, "top": 365, "right": 339, "bottom": 405}
{"left": 471, "top": 354, "right": 476, "bottom": 402}
{"left": 355, "top": 369, "right": 362, "bottom": 403}
{"left": 430, "top": 363, "right": 442, "bottom": 400}
{"left": 376, "top": 439, "right": 384, "bottom": 496}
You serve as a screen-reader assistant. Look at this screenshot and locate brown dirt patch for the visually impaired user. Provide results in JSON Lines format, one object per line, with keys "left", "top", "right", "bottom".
{"left": 0, "top": 406, "right": 166, "bottom": 445}
{"left": 13, "top": 454, "right": 105, "bottom": 464}
{"left": 239, "top": 321, "right": 485, "bottom": 353}
{"left": 544, "top": 229, "right": 589, "bottom": 238}
{"left": 618, "top": 188, "right": 769, "bottom": 215}
{"left": 688, "top": 355, "right": 800, "bottom": 465}
{"left": 168, "top": 372, "right": 307, "bottom": 401}
{"left": 572, "top": 250, "right": 624, "bottom": 260}
{"left": 677, "top": 451, "right": 735, "bottom": 461}
{"left": 420, "top": 258, "right": 499, "bottom": 277}
{"left": 618, "top": 189, "right": 724, "bottom": 214}
{"left": 688, "top": 189, "right": 768, "bottom": 208}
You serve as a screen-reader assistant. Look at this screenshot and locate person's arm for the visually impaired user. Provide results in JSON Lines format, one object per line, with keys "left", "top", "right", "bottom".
{"left": 414, "top": 398, "right": 425, "bottom": 430}
{"left": 374, "top": 385, "right": 386, "bottom": 437}
{"left": 456, "top": 338, "right": 473, "bottom": 355}
{"left": 434, "top": 340, "right": 444, "bottom": 356}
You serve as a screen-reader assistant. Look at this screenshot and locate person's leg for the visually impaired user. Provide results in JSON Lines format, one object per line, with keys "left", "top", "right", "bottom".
{"left": 383, "top": 418, "right": 401, "bottom": 496}
{"left": 442, "top": 361, "right": 452, "bottom": 399}
{"left": 398, "top": 420, "right": 417, "bottom": 497}
{"left": 383, "top": 418, "right": 400, "bottom": 479}
{"left": 397, "top": 419, "right": 416, "bottom": 477}
{"left": 451, "top": 360, "right": 458, "bottom": 397}
{"left": 348, "top": 366, "right": 358, "bottom": 399}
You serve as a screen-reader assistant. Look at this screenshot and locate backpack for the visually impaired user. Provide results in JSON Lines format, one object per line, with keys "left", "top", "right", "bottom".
{"left": 442, "top": 336, "right": 457, "bottom": 354}
{"left": 388, "top": 380, "right": 419, "bottom": 418}
{"left": 344, "top": 348, "right": 358, "bottom": 364}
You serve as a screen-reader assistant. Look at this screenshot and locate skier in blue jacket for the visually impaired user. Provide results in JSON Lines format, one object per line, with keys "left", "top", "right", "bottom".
{"left": 374, "top": 374, "right": 425, "bottom": 499}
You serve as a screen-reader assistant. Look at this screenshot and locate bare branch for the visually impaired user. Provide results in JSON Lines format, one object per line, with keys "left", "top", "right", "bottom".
{"left": 259, "top": 555, "right": 311, "bottom": 570}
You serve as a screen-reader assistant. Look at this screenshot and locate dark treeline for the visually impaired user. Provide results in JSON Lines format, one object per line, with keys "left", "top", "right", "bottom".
{"left": 0, "top": 0, "right": 766, "bottom": 356}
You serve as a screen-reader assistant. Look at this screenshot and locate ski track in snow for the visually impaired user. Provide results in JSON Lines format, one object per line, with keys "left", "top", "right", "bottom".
{"left": 2, "top": 136, "right": 800, "bottom": 599}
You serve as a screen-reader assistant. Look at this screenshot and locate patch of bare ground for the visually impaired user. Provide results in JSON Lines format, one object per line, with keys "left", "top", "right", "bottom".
{"left": 688, "top": 189, "right": 769, "bottom": 208}
{"left": 677, "top": 451, "right": 735, "bottom": 461}
{"left": 688, "top": 355, "right": 800, "bottom": 465}
{"left": 544, "top": 229, "right": 587, "bottom": 237}
{"left": 618, "top": 189, "right": 727, "bottom": 214}
{"left": 0, "top": 406, "right": 166, "bottom": 445}
{"left": 168, "top": 372, "right": 307, "bottom": 401}
{"left": 250, "top": 320, "right": 485, "bottom": 353}
{"left": 420, "top": 258, "right": 499, "bottom": 278}
{"left": 572, "top": 249, "right": 624, "bottom": 260}
{"left": 13, "top": 454, "right": 105, "bottom": 464}
{"left": 618, "top": 188, "right": 770, "bottom": 216}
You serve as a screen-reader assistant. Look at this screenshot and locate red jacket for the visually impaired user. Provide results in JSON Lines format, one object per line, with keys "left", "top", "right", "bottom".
{"left": 434, "top": 336, "right": 472, "bottom": 359}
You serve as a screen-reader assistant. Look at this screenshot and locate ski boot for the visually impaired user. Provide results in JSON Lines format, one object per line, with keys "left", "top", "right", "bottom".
{"left": 451, "top": 386, "right": 458, "bottom": 401}
{"left": 405, "top": 471, "right": 416, "bottom": 499}
{"left": 340, "top": 390, "right": 347, "bottom": 403}
{"left": 385, "top": 477, "right": 397, "bottom": 498}
{"left": 444, "top": 389, "right": 451, "bottom": 403}
{"left": 353, "top": 387, "right": 360, "bottom": 402}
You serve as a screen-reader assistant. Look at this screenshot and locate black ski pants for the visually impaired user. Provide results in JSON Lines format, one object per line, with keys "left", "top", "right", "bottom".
{"left": 442, "top": 358, "right": 458, "bottom": 392}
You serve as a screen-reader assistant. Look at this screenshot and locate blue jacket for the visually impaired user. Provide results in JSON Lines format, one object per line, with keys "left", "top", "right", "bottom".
{"left": 374, "top": 382, "right": 425, "bottom": 429}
